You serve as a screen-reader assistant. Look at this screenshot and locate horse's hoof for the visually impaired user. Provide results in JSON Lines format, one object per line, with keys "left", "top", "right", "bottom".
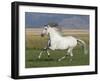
{"left": 38, "top": 57, "right": 41, "bottom": 59}
{"left": 70, "top": 59, "right": 72, "bottom": 62}
{"left": 48, "top": 55, "right": 50, "bottom": 58}
{"left": 58, "top": 59, "right": 61, "bottom": 62}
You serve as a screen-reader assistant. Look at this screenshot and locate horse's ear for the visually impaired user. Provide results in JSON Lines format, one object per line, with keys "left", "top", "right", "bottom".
{"left": 44, "top": 24, "right": 47, "bottom": 26}
{"left": 47, "top": 25, "right": 51, "bottom": 27}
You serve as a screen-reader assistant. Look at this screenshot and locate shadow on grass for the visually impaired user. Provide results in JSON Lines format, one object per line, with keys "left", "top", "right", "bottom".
{"left": 27, "top": 58, "right": 57, "bottom": 62}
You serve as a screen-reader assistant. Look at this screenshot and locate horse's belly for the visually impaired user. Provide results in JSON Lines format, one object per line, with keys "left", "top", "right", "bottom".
{"left": 57, "top": 38, "right": 77, "bottom": 49}
{"left": 49, "top": 36, "right": 77, "bottom": 50}
{"left": 56, "top": 41, "right": 69, "bottom": 50}
{"left": 49, "top": 42, "right": 67, "bottom": 50}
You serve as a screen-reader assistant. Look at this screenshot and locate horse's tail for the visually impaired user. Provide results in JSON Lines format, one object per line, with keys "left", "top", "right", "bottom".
{"left": 77, "top": 39, "right": 88, "bottom": 54}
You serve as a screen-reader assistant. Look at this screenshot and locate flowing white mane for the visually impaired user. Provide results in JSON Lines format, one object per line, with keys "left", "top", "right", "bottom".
{"left": 50, "top": 27, "right": 62, "bottom": 36}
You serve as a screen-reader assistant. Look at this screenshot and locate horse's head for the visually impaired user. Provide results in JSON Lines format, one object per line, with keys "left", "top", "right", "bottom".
{"left": 41, "top": 24, "right": 61, "bottom": 37}
{"left": 41, "top": 25, "right": 51, "bottom": 37}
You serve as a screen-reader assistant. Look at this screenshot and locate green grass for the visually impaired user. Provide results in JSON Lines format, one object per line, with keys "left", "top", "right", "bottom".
{"left": 25, "top": 48, "right": 89, "bottom": 68}
{"left": 25, "top": 29, "right": 89, "bottom": 68}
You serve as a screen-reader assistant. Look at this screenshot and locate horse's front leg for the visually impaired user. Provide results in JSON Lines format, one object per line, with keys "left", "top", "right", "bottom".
{"left": 38, "top": 49, "right": 43, "bottom": 59}
{"left": 38, "top": 47, "right": 47, "bottom": 59}
{"left": 38, "top": 48, "right": 50, "bottom": 59}
{"left": 38, "top": 40, "right": 51, "bottom": 59}
{"left": 46, "top": 50, "right": 50, "bottom": 57}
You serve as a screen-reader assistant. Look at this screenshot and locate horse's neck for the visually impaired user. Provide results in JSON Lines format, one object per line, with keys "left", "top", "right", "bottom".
{"left": 49, "top": 29, "right": 61, "bottom": 40}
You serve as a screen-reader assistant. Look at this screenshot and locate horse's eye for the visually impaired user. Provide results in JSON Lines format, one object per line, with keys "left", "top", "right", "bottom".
{"left": 45, "top": 28, "right": 47, "bottom": 30}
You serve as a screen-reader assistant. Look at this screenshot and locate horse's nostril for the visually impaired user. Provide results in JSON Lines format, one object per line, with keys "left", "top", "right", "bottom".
{"left": 41, "top": 34, "right": 44, "bottom": 37}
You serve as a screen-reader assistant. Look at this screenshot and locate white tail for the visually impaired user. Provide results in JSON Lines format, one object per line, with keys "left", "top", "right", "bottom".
{"left": 77, "top": 39, "right": 88, "bottom": 54}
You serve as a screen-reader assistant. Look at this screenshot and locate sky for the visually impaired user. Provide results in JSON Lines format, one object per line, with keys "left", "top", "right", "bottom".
{"left": 25, "top": 12, "right": 89, "bottom": 29}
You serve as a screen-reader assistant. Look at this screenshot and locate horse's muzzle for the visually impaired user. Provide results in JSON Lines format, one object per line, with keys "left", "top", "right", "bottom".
{"left": 41, "top": 34, "right": 44, "bottom": 37}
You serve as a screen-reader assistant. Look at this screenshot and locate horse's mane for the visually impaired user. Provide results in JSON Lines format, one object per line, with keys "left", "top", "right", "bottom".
{"left": 52, "top": 27, "right": 62, "bottom": 36}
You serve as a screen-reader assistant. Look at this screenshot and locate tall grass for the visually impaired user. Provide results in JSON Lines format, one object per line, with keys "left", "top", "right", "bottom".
{"left": 25, "top": 32, "right": 89, "bottom": 49}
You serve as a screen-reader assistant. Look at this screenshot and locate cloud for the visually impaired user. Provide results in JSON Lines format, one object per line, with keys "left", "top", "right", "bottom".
{"left": 25, "top": 12, "right": 89, "bottom": 29}
{"left": 59, "top": 16, "right": 89, "bottom": 29}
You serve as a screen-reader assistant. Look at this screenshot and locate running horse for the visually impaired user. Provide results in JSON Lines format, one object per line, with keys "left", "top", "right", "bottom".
{"left": 38, "top": 25, "right": 87, "bottom": 61}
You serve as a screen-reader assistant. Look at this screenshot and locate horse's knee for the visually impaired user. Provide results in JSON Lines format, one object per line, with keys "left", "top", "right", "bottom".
{"left": 70, "top": 53, "right": 73, "bottom": 57}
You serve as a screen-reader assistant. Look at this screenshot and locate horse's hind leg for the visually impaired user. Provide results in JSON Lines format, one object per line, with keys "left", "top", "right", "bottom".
{"left": 58, "top": 55, "right": 66, "bottom": 61}
{"left": 58, "top": 48, "right": 73, "bottom": 61}
{"left": 58, "top": 50, "right": 68, "bottom": 61}
{"left": 68, "top": 47, "right": 73, "bottom": 57}
{"left": 67, "top": 47, "right": 74, "bottom": 62}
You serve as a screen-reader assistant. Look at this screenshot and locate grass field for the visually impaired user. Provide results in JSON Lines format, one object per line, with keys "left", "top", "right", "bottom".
{"left": 25, "top": 28, "right": 89, "bottom": 68}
